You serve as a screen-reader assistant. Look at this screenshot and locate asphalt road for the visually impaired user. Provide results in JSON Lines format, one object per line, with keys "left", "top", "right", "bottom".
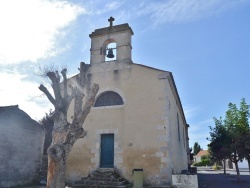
{"left": 198, "top": 167, "right": 250, "bottom": 188}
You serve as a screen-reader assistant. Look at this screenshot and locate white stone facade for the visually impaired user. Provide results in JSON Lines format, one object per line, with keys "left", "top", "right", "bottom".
{"left": 66, "top": 22, "right": 189, "bottom": 187}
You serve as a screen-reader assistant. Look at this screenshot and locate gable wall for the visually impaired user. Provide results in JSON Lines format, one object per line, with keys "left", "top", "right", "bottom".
{"left": 165, "top": 77, "right": 188, "bottom": 173}
{"left": 66, "top": 62, "right": 187, "bottom": 186}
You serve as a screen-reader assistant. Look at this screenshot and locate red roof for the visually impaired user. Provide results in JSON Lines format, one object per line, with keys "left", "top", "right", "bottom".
{"left": 196, "top": 150, "right": 208, "bottom": 157}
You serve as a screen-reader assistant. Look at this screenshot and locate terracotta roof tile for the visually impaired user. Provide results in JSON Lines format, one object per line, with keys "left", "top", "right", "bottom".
{"left": 196, "top": 150, "right": 208, "bottom": 157}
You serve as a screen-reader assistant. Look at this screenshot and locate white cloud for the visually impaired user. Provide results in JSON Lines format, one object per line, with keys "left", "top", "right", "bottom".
{"left": 0, "top": 72, "right": 53, "bottom": 120}
{"left": 137, "top": 0, "right": 250, "bottom": 26}
{"left": 106, "top": 1, "right": 121, "bottom": 10}
{"left": 183, "top": 105, "right": 201, "bottom": 119}
{"left": 0, "top": 0, "right": 85, "bottom": 64}
{"left": 188, "top": 119, "right": 213, "bottom": 149}
{"left": 90, "top": 1, "right": 123, "bottom": 15}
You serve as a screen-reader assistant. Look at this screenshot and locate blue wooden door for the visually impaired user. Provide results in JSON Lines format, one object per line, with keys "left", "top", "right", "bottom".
{"left": 100, "top": 134, "right": 114, "bottom": 168}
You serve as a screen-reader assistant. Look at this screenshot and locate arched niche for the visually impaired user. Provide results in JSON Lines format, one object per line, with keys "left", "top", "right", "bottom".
{"left": 102, "top": 39, "right": 117, "bottom": 62}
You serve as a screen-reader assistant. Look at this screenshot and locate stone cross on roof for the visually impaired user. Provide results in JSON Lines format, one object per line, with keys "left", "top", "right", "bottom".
{"left": 108, "top": 16, "right": 115, "bottom": 28}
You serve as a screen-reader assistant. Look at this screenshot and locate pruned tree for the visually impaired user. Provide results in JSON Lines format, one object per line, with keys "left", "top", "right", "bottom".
{"left": 39, "top": 62, "right": 99, "bottom": 188}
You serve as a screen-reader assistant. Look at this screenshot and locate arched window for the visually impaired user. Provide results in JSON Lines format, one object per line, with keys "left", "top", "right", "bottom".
{"left": 94, "top": 91, "right": 123, "bottom": 107}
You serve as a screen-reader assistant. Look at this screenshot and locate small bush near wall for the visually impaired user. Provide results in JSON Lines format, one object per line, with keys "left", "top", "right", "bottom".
{"left": 192, "top": 161, "right": 207, "bottom": 166}
{"left": 213, "top": 164, "right": 222, "bottom": 170}
{"left": 193, "top": 155, "right": 212, "bottom": 166}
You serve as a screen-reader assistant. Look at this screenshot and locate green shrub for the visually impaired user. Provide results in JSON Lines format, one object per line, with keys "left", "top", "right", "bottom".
{"left": 201, "top": 155, "right": 212, "bottom": 165}
{"left": 192, "top": 162, "right": 200, "bottom": 166}
{"left": 192, "top": 154, "right": 213, "bottom": 166}
{"left": 192, "top": 161, "right": 205, "bottom": 166}
{"left": 213, "top": 164, "right": 221, "bottom": 170}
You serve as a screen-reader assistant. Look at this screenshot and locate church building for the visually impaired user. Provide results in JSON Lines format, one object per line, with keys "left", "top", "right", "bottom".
{"left": 66, "top": 18, "right": 190, "bottom": 187}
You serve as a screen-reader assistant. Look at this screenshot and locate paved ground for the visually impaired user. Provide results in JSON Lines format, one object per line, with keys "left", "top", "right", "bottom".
{"left": 23, "top": 167, "right": 250, "bottom": 188}
{"left": 24, "top": 187, "right": 46, "bottom": 188}
{"left": 24, "top": 186, "right": 46, "bottom": 188}
{"left": 198, "top": 167, "right": 250, "bottom": 188}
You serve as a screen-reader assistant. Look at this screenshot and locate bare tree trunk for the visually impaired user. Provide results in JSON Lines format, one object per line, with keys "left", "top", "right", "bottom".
{"left": 247, "top": 158, "right": 250, "bottom": 174}
{"left": 39, "top": 62, "right": 99, "bottom": 188}
{"left": 223, "top": 159, "right": 226, "bottom": 174}
{"left": 46, "top": 117, "right": 71, "bottom": 188}
{"left": 47, "top": 155, "right": 66, "bottom": 188}
{"left": 234, "top": 161, "right": 240, "bottom": 181}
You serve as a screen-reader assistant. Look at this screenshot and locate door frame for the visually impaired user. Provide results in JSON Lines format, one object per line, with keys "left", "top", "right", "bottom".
{"left": 100, "top": 133, "right": 114, "bottom": 168}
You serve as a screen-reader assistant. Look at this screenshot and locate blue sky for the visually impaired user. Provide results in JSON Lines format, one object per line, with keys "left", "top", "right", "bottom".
{"left": 0, "top": 0, "right": 250, "bottom": 150}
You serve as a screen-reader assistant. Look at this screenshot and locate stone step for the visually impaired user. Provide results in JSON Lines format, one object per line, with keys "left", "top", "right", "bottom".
{"left": 89, "top": 173, "right": 120, "bottom": 179}
{"left": 71, "top": 168, "right": 131, "bottom": 188}
{"left": 76, "top": 179, "right": 128, "bottom": 185}
{"left": 83, "top": 177, "right": 125, "bottom": 182}
{"left": 70, "top": 185, "right": 130, "bottom": 188}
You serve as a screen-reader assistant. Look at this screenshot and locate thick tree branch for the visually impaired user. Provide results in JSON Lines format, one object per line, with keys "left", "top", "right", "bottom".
{"left": 61, "top": 69, "right": 68, "bottom": 98}
{"left": 74, "top": 79, "right": 84, "bottom": 116}
{"left": 39, "top": 84, "right": 56, "bottom": 106}
{"left": 79, "top": 62, "right": 89, "bottom": 87}
{"left": 77, "top": 83, "right": 99, "bottom": 126}
{"left": 74, "top": 62, "right": 89, "bottom": 116}
{"left": 47, "top": 71, "right": 62, "bottom": 102}
{"left": 66, "top": 84, "right": 76, "bottom": 104}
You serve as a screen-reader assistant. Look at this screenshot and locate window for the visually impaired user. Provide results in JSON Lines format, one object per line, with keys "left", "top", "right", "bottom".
{"left": 94, "top": 91, "right": 123, "bottom": 107}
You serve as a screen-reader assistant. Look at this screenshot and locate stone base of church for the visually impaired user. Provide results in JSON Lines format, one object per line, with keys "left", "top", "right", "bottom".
{"left": 172, "top": 174, "right": 198, "bottom": 188}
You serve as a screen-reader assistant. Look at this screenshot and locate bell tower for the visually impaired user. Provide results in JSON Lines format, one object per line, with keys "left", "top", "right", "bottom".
{"left": 89, "top": 17, "right": 134, "bottom": 65}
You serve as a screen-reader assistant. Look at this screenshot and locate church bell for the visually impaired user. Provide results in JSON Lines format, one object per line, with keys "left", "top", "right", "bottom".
{"left": 106, "top": 48, "right": 114, "bottom": 58}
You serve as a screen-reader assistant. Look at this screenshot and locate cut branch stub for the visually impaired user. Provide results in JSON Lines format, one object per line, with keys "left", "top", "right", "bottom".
{"left": 74, "top": 62, "right": 89, "bottom": 116}
{"left": 47, "top": 144, "right": 64, "bottom": 162}
{"left": 47, "top": 71, "right": 62, "bottom": 102}
{"left": 79, "top": 62, "right": 89, "bottom": 86}
{"left": 65, "top": 85, "right": 76, "bottom": 111}
{"left": 61, "top": 69, "right": 68, "bottom": 98}
{"left": 66, "top": 128, "right": 87, "bottom": 146}
{"left": 74, "top": 77, "right": 84, "bottom": 116}
{"left": 39, "top": 84, "right": 56, "bottom": 106}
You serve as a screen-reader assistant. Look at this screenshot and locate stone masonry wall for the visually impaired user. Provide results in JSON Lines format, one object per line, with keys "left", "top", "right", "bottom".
{"left": 0, "top": 106, "right": 44, "bottom": 187}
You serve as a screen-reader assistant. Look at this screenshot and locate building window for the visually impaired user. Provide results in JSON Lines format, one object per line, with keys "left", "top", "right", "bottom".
{"left": 94, "top": 91, "right": 123, "bottom": 107}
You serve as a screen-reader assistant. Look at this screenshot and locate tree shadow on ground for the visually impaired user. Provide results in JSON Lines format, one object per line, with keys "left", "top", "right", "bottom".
{"left": 198, "top": 173, "right": 250, "bottom": 188}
